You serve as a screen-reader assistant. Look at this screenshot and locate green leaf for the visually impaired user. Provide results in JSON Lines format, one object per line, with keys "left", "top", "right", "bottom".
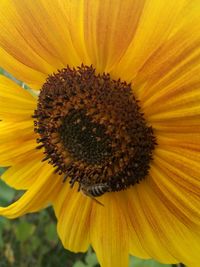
{"left": 15, "top": 221, "right": 36, "bottom": 242}
{"left": 0, "top": 167, "right": 5, "bottom": 175}
{"left": 0, "top": 217, "right": 11, "bottom": 231}
{"left": 45, "top": 223, "right": 58, "bottom": 243}
{"left": 85, "top": 247, "right": 98, "bottom": 266}
{"left": 0, "top": 180, "right": 15, "bottom": 206}
{"left": 73, "top": 261, "right": 87, "bottom": 267}
{"left": 130, "top": 256, "right": 172, "bottom": 267}
{"left": 28, "top": 236, "right": 41, "bottom": 252}
{"left": 0, "top": 227, "right": 3, "bottom": 248}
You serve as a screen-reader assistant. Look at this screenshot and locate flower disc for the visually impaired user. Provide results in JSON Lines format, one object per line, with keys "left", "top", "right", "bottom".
{"left": 34, "top": 65, "right": 156, "bottom": 195}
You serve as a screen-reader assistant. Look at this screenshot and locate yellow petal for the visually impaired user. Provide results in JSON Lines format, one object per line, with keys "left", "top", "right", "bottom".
{"left": 0, "top": 119, "right": 38, "bottom": 166}
{"left": 125, "top": 186, "right": 177, "bottom": 263}
{"left": 58, "top": 0, "right": 91, "bottom": 66}
{"left": 0, "top": 48, "right": 46, "bottom": 90}
{"left": 150, "top": 157, "right": 200, "bottom": 228}
{"left": 153, "top": 146, "right": 200, "bottom": 195}
{"left": 157, "top": 134, "right": 200, "bottom": 157}
{"left": 130, "top": 1, "right": 200, "bottom": 104}
{"left": 152, "top": 120, "right": 200, "bottom": 135}
{"left": 143, "top": 80, "right": 200, "bottom": 116}
{"left": 53, "top": 183, "right": 92, "bottom": 252}
{"left": 90, "top": 193, "right": 129, "bottom": 267}
{"left": 111, "top": 0, "right": 188, "bottom": 81}
{"left": 0, "top": 140, "right": 37, "bottom": 166}
{"left": 112, "top": 190, "right": 151, "bottom": 260}
{"left": 0, "top": 163, "right": 61, "bottom": 218}
{"left": 1, "top": 150, "right": 44, "bottom": 190}
{"left": 0, "top": 0, "right": 83, "bottom": 89}
{"left": 155, "top": 148, "right": 200, "bottom": 185}
{"left": 82, "top": 0, "right": 145, "bottom": 72}
{"left": 0, "top": 75, "right": 36, "bottom": 119}
{"left": 0, "top": 120, "right": 35, "bottom": 143}
{"left": 135, "top": 180, "right": 200, "bottom": 266}
{"left": 136, "top": 41, "right": 200, "bottom": 109}
{"left": 143, "top": 76, "right": 200, "bottom": 121}
{"left": 0, "top": 77, "right": 38, "bottom": 165}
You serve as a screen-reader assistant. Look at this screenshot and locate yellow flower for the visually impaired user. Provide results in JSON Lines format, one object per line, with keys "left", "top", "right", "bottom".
{"left": 0, "top": 1, "right": 200, "bottom": 267}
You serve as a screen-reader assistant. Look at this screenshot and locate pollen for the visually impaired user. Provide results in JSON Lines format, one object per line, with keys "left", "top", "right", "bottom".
{"left": 33, "top": 65, "right": 156, "bottom": 195}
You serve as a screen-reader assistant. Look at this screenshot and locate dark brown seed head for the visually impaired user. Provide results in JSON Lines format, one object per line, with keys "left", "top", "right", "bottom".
{"left": 33, "top": 65, "right": 156, "bottom": 195}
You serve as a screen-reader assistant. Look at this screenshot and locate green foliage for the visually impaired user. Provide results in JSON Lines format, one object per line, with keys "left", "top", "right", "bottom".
{"left": 85, "top": 247, "right": 99, "bottom": 266}
{"left": 0, "top": 179, "right": 15, "bottom": 207}
{"left": 0, "top": 167, "right": 5, "bottom": 175}
{"left": 73, "top": 247, "right": 99, "bottom": 267}
{"left": 14, "top": 220, "right": 36, "bottom": 242}
{"left": 130, "top": 257, "right": 172, "bottom": 267}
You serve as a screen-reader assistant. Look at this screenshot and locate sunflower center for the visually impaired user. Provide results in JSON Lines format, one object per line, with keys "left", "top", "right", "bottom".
{"left": 33, "top": 65, "right": 156, "bottom": 196}
{"left": 59, "top": 109, "right": 112, "bottom": 165}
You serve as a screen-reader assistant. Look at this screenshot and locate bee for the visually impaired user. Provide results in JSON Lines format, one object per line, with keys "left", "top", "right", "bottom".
{"left": 80, "top": 182, "right": 110, "bottom": 206}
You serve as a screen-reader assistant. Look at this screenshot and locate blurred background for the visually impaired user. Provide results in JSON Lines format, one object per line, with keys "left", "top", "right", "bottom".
{"left": 0, "top": 68, "right": 181, "bottom": 267}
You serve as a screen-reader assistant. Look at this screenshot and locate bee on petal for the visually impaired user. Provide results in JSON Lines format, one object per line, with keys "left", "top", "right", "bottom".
{"left": 80, "top": 183, "right": 111, "bottom": 206}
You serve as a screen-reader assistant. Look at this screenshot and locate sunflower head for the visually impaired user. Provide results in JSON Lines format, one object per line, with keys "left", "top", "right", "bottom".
{"left": 0, "top": 1, "right": 200, "bottom": 267}
{"left": 34, "top": 65, "right": 156, "bottom": 195}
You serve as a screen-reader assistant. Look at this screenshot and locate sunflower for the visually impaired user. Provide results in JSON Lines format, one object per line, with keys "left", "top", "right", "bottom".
{"left": 0, "top": 0, "right": 200, "bottom": 266}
